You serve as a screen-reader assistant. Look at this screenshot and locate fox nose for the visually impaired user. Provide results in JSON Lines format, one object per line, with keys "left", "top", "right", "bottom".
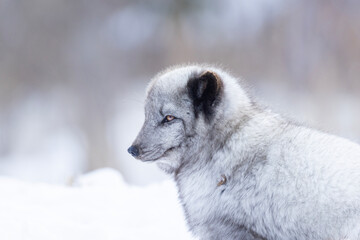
{"left": 128, "top": 145, "right": 140, "bottom": 157}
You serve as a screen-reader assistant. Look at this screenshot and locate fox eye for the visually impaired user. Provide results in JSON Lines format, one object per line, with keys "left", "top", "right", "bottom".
{"left": 164, "top": 115, "right": 175, "bottom": 123}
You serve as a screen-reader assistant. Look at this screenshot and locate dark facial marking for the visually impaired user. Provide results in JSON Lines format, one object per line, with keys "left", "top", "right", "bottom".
{"left": 187, "top": 71, "right": 223, "bottom": 122}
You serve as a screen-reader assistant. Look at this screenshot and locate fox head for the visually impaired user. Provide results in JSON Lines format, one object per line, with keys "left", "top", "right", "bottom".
{"left": 128, "top": 65, "right": 251, "bottom": 173}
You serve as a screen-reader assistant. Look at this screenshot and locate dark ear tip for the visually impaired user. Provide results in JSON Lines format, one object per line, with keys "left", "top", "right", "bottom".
{"left": 200, "top": 70, "right": 220, "bottom": 81}
{"left": 200, "top": 70, "right": 223, "bottom": 92}
{"left": 200, "top": 70, "right": 217, "bottom": 76}
{"left": 187, "top": 70, "right": 223, "bottom": 99}
{"left": 187, "top": 69, "right": 224, "bottom": 121}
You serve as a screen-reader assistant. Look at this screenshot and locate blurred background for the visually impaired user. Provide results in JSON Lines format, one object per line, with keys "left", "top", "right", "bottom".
{"left": 0, "top": 0, "right": 359, "bottom": 186}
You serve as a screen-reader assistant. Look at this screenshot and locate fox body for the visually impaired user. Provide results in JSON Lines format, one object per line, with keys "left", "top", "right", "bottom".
{"left": 128, "top": 65, "right": 360, "bottom": 240}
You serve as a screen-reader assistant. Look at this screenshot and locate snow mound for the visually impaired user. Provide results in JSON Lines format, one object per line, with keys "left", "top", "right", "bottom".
{"left": 0, "top": 168, "right": 194, "bottom": 240}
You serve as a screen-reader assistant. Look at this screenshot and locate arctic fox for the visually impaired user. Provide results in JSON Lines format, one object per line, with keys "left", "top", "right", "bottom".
{"left": 128, "top": 64, "right": 360, "bottom": 240}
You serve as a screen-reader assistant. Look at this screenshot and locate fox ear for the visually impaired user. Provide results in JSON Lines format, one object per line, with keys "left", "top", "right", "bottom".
{"left": 187, "top": 70, "right": 223, "bottom": 120}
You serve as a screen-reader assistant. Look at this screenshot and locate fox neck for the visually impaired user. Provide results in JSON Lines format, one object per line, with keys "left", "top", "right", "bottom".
{"left": 175, "top": 105, "right": 285, "bottom": 178}
{"left": 174, "top": 109, "right": 251, "bottom": 172}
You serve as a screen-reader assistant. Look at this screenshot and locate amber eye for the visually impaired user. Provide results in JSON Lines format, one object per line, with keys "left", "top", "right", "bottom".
{"left": 165, "top": 115, "right": 175, "bottom": 122}
{"left": 162, "top": 115, "right": 175, "bottom": 123}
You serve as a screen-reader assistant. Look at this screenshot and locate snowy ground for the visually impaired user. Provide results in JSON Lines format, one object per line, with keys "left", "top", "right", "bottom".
{"left": 0, "top": 168, "right": 194, "bottom": 240}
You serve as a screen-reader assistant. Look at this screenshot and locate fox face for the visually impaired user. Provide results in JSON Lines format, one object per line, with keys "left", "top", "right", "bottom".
{"left": 128, "top": 66, "right": 224, "bottom": 173}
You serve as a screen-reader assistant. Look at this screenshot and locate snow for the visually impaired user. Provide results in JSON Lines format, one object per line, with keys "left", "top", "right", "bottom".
{"left": 0, "top": 168, "right": 194, "bottom": 240}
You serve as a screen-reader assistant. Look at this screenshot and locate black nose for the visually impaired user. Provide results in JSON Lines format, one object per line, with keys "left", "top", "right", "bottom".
{"left": 128, "top": 145, "right": 140, "bottom": 157}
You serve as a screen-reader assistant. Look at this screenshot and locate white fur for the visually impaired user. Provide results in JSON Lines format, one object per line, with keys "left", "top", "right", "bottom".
{"left": 134, "top": 64, "right": 360, "bottom": 240}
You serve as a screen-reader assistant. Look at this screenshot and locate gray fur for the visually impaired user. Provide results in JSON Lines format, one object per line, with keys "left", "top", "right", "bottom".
{"left": 129, "top": 64, "right": 360, "bottom": 240}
